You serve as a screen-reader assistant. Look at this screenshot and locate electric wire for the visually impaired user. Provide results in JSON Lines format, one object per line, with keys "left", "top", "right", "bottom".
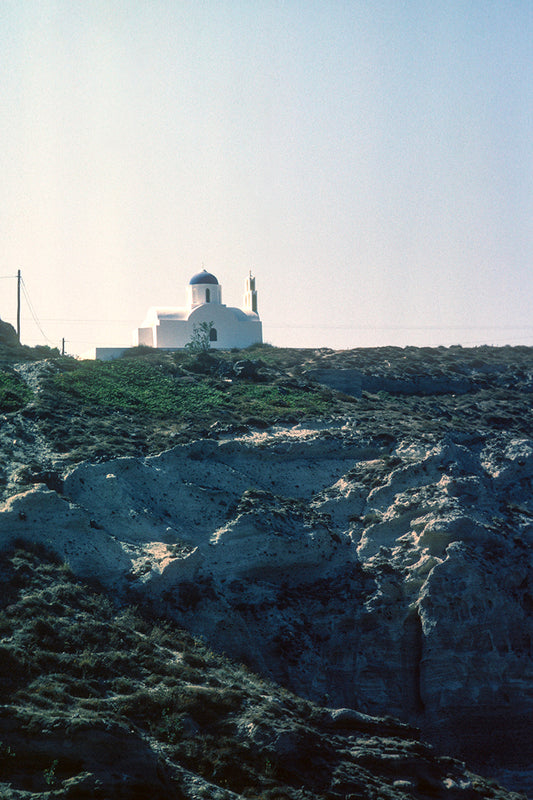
{"left": 20, "top": 278, "right": 55, "bottom": 346}
{"left": 4, "top": 270, "right": 532, "bottom": 350}
{"left": 16, "top": 318, "right": 533, "bottom": 332}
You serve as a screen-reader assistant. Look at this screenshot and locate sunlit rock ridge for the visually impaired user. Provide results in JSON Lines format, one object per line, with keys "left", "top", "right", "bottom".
{"left": 1, "top": 344, "right": 533, "bottom": 795}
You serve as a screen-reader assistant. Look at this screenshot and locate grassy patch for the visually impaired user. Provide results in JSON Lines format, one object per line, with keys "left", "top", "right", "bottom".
{"left": 5, "top": 343, "right": 533, "bottom": 492}
{"left": 53, "top": 359, "right": 219, "bottom": 416}
{"left": 0, "top": 369, "right": 33, "bottom": 412}
{"left": 0, "top": 541, "right": 331, "bottom": 799}
{"left": 49, "top": 358, "right": 332, "bottom": 421}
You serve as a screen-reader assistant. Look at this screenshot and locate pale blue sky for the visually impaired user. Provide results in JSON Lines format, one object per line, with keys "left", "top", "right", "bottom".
{"left": 1, "top": 1, "right": 532, "bottom": 352}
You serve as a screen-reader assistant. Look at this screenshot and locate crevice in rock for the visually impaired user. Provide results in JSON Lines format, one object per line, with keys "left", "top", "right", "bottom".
{"left": 402, "top": 608, "right": 425, "bottom": 715}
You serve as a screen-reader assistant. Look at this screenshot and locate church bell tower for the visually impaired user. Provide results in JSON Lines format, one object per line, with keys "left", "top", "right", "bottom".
{"left": 243, "top": 271, "right": 258, "bottom": 314}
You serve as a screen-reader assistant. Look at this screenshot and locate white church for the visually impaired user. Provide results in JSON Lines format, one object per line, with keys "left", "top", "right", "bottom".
{"left": 90, "top": 270, "right": 262, "bottom": 360}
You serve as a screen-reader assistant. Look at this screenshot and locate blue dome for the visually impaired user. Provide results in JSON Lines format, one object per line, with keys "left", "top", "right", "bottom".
{"left": 189, "top": 270, "right": 219, "bottom": 285}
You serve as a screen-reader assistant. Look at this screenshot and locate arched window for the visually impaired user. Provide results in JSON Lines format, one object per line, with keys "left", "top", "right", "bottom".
{"left": 205, "top": 288, "right": 210, "bottom": 302}
{"left": 210, "top": 327, "right": 217, "bottom": 342}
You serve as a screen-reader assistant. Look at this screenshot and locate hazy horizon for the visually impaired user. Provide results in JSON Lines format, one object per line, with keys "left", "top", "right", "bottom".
{"left": 1, "top": 1, "right": 531, "bottom": 354}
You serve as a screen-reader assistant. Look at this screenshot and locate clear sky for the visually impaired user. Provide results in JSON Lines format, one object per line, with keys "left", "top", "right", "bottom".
{"left": 1, "top": 0, "right": 532, "bottom": 353}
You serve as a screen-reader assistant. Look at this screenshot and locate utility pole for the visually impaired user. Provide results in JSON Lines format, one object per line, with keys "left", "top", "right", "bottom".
{"left": 62, "top": 338, "right": 65, "bottom": 356}
{"left": 16, "top": 270, "right": 21, "bottom": 343}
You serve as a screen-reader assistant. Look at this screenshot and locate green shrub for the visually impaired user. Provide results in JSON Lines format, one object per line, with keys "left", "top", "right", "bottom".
{"left": 154, "top": 708, "right": 185, "bottom": 743}
{"left": 50, "top": 359, "right": 332, "bottom": 421}
{"left": 0, "top": 369, "right": 33, "bottom": 411}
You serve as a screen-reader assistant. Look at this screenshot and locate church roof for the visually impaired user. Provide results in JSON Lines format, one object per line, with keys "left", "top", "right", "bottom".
{"left": 189, "top": 269, "right": 219, "bottom": 285}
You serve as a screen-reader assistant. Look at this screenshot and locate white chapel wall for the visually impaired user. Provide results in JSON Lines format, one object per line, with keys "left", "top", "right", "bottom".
{"left": 131, "top": 272, "right": 262, "bottom": 352}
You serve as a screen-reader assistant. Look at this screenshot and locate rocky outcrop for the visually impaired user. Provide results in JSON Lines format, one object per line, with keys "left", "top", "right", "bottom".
{"left": 307, "top": 367, "right": 364, "bottom": 396}
{"left": 2, "top": 420, "right": 533, "bottom": 792}
{"left": 307, "top": 367, "right": 473, "bottom": 396}
{"left": 0, "top": 319, "right": 19, "bottom": 346}
{"left": 3, "top": 539, "right": 521, "bottom": 800}
{"left": 2, "top": 345, "right": 533, "bottom": 794}
{"left": 305, "top": 345, "right": 533, "bottom": 395}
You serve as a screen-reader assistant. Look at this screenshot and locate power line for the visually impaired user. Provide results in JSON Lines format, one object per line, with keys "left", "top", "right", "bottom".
{"left": 15, "top": 317, "right": 533, "bottom": 332}
{"left": 29, "top": 318, "right": 139, "bottom": 324}
{"left": 267, "top": 323, "right": 533, "bottom": 331}
{"left": 20, "top": 278, "right": 55, "bottom": 346}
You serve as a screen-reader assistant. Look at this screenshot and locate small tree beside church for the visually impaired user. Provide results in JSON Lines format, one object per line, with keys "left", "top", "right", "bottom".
{"left": 185, "top": 321, "right": 215, "bottom": 354}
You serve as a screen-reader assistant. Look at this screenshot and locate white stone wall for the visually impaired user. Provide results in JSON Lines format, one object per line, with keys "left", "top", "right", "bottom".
{"left": 154, "top": 318, "right": 189, "bottom": 348}
{"left": 145, "top": 304, "right": 261, "bottom": 349}
{"left": 135, "top": 327, "right": 154, "bottom": 347}
{"left": 89, "top": 347, "right": 128, "bottom": 361}
{"left": 187, "top": 304, "right": 262, "bottom": 349}
{"left": 187, "top": 283, "right": 222, "bottom": 308}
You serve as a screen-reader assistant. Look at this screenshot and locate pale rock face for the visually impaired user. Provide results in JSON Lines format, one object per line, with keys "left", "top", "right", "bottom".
{"left": 209, "top": 510, "right": 342, "bottom": 582}
{"left": 481, "top": 437, "right": 533, "bottom": 489}
{"left": 2, "top": 424, "right": 533, "bottom": 785}
{"left": 0, "top": 486, "right": 130, "bottom": 581}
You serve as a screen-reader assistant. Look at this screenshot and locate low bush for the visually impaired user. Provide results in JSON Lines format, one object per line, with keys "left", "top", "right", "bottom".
{"left": 0, "top": 369, "right": 33, "bottom": 412}
{"left": 49, "top": 358, "right": 332, "bottom": 422}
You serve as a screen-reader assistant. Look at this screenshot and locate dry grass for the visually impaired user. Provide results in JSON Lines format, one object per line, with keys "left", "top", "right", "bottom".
{"left": 0, "top": 541, "right": 511, "bottom": 799}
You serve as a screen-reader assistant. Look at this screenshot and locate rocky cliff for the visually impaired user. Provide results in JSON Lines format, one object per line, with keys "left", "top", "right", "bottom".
{"left": 0, "top": 344, "right": 532, "bottom": 797}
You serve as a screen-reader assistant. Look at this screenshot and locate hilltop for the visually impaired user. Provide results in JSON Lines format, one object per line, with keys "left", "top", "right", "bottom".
{"left": 0, "top": 343, "right": 532, "bottom": 798}
{"left": 1, "top": 342, "right": 532, "bottom": 497}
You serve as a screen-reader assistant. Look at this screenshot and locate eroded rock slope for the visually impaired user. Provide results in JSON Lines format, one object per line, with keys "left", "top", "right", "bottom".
{"left": 1, "top": 345, "right": 533, "bottom": 795}
{"left": 2, "top": 420, "right": 533, "bottom": 790}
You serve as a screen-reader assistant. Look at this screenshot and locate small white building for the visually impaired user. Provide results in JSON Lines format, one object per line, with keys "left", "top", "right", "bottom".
{"left": 88, "top": 270, "right": 262, "bottom": 360}
{"left": 134, "top": 270, "right": 262, "bottom": 351}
